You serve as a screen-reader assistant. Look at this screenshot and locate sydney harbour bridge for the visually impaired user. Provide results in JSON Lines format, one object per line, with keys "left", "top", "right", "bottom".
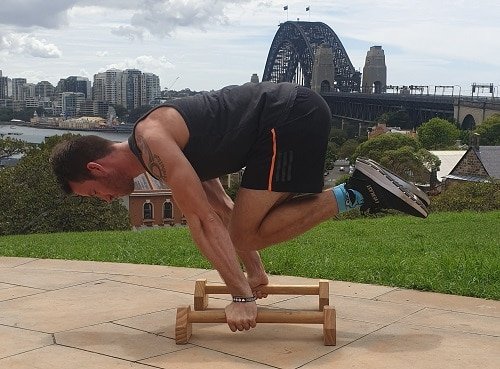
{"left": 261, "top": 21, "right": 456, "bottom": 128}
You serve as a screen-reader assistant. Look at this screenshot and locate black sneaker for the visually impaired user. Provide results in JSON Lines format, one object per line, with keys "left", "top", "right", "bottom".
{"left": 345, "top": 158, "right": 429, "bottom": 218}
{"left": 362, "top": 158, "right": 430, "bottom": 207}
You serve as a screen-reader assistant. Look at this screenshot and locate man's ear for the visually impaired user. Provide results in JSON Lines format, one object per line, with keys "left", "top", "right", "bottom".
{"left": 86, "top": 162, "right": 106, "bottom": 176}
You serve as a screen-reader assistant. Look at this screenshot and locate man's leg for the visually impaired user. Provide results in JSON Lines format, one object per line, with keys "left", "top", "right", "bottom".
{"left": 230, "top": 158, "right": 429, "bottom": 252}
{"left": 229, "top": 187, "right": 338, "bottom": 252}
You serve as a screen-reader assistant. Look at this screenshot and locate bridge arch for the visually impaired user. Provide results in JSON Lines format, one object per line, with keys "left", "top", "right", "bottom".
{"left": 462, "top": 114, "right": 476, "bottom": 130}
{"left": 262, "top": 21, "right": 360, "bottom": 92}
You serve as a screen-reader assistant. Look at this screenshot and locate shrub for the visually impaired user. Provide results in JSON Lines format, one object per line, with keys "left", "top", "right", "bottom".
{"left": 430, "top": 182, "right": 500, "bottom": 212}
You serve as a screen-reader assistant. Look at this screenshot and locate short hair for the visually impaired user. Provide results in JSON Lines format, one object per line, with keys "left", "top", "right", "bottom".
{"left": 50, "top": 135, "right": 114, "bottom": 194}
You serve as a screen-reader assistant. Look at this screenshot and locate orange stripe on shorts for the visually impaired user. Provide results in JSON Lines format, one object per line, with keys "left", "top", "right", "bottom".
{"left": 268, "top": 128, "right": 277, "bottom": 191}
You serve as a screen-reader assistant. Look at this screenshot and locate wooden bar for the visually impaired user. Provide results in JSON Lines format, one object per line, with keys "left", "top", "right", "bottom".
{"left": 194, "top": 279, "right": 330, "bottom": 312}
{"left": 189, "top": 309, "right": 324, "bottom": 324}
{"left": 318, "top": 280, "right": 330, "bottom": 311}
{"left": 194, "top": 280, "right": 208, "bottom": 311}
{"left": 204, "top": 284, "right": 320, "bottom": 295}
{"left": 175, "top": 305, "right": 337, "bottom": 346}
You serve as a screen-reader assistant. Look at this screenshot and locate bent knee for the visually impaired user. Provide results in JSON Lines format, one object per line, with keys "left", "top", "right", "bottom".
{"left": 229, "top": 227, "right": 262, "bottom": 251}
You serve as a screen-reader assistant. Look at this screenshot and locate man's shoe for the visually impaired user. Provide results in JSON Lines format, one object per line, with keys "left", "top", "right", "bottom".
{"left": 362, "top": 158, "right": 430, "bottom": 207}
{"left": 345, "top": 158, "right": 429, "bottom": 218}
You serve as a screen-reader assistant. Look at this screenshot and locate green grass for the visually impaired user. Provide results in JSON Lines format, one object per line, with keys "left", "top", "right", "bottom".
{"left": 1, "top": 211, "right": 499, "bottom": 300}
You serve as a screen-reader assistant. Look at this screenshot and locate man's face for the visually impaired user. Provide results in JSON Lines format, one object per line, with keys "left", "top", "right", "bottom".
{"left": 69, "top": 168, "right": 135, "bottom": 203}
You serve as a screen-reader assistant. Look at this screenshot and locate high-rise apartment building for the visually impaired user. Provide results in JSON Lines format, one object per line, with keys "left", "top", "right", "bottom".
{"left": 143, "top": 73, "right": 161, "bottom": 105}
{"left": 61, "top": 92, "right": 86, "bottom": 117}
{"left": 105, "top": 69, "right": 123, "bottom": 106}
{"left": 12, "top": 78, "right": 27, "bottom": 101}
{"left": 35, "top": 81, "right": 55, "bottom": 99}
{"left": 0, "top": 76, "right": 10, "bottom": 99}
{"left": 92, "top": 73, "right": 106, "bottom": 102}
{"left": 122, "top": 69, "right": 142, "bottom": 109}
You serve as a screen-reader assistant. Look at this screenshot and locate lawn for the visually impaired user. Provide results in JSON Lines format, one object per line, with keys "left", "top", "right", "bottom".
{"left": 0, "top": 211, "right": 499, "bottom": 300}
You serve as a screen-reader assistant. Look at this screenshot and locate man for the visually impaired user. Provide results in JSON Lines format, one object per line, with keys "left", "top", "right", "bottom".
{"left": 50, "top": 82, "right": 429, "bottom": 333}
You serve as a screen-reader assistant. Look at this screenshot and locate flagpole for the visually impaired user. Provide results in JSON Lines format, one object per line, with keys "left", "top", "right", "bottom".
{"left": 284, "top": 5, "right": 289, "bottom": 21}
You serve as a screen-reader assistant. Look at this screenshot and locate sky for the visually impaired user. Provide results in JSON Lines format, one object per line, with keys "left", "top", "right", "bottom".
{"left": 0, "top": 0, "right": 499, "bottom": 95}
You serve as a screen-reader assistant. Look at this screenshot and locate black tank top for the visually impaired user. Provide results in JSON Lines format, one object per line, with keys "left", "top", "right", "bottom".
{"left": 128, "top": 81, "right": 298, "bottom": 181}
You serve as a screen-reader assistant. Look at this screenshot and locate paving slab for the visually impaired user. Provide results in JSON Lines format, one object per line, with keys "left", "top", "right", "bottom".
{"left": 0, "top": 325, "right": 53, "bottom": 359}
{"left": 0, "top": 267, "right": 108, "bottom": 290}
{"left": 398, "top": 307, "right": 500, "bottom": 336}
{"left": 55, "top": 322, "right": 187, "bottom": 361}
{"left": 300, "top": 323, "right": 500, "bottom": 369}
{"left": 0, "top": 285, "right": 45, "bottom": 301}
{"left": 13, "top": 258, "right": 199, "bottom": 278}
{"left": 377, "top": 288, "right": 500, "bottom": 317}
{"left": 140, "top": 346, "right": 273, "bottom": 368}
{"left": 274, "top": 294, "right": 423, "bottom": 325}
{"left": 0, "top": 279, "right": 193, "bottom": 332}
{"left": 0, "top": 256, "right": 498, "bottom": 369}
{"left": 0, "top": 257, "right": 37, "bottom": 268}
{"left": 0, "top": 345, "right": 155, "bottom": 369}
{"left": 176, "top": 313, "right": 381, "bottom": 369}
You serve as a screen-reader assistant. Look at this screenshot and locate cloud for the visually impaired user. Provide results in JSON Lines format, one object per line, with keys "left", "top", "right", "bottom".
{"left": 0, "top": 0, "right": 78, "bottom": 28}
{"left": 107, "top": 0, "right": 249, "bottom": 38}
{"left": 104, "top": 55, "right": 175, "bottom": 73}
{"left": 0, "top": 33, "right": 62, "bottom": 58}
{"left": 110, "top": 25, "right": 145, "bottom": 41}
{"left": 0, "top": 0, "right": 252, "bottom": 35}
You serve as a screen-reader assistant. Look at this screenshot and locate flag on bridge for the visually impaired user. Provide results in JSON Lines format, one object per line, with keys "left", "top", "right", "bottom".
{"left": 306, "top": 6, "right": 310, "bottom": 11}
{"left": 283, "top": 5, "right": 288, "bottom": 11}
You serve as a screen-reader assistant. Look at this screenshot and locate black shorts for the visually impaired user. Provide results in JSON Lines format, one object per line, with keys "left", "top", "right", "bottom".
{"left": 241, "top": 87, "right": 331, "bottom": 193}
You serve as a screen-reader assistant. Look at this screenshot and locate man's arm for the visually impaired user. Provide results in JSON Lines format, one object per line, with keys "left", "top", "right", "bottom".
{"left": 135, "top": 123, "right": 257, "bottom": 332}
{"left": 202, "top": 179, "right": 269, "bottom": 298}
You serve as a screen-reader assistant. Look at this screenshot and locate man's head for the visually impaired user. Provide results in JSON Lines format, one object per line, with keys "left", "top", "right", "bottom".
{"left": 50, "top": 135, "right": 135, "bottom": 201}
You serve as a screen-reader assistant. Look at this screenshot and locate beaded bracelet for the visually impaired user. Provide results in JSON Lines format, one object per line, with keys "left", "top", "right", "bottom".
{"left": 232, "top": 295, "right": 257, "bottom": 303}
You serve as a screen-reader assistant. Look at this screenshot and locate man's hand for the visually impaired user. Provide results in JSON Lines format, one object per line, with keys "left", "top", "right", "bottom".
{"left": 225, "top": 301, "right": 257, "bottom": 332}
{"left": 247, "top": 273, "right": 269, "bottom": 299}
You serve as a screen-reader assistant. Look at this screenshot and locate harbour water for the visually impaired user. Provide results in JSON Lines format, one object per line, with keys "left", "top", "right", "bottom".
{"left": 0, "top": 124, "right": 130, "bottom": 144}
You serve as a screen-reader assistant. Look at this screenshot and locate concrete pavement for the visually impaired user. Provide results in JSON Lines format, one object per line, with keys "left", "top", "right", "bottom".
{"left": 0, "top": 256, "right": 499, "bottom": 368}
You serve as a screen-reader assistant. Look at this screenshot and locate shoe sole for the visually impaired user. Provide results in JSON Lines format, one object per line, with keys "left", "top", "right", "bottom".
{"left": 362, "top": 158, "right": 430, "bottom": 207}
{"left": 355, "top": 158, "right": 428, "bottom": 218}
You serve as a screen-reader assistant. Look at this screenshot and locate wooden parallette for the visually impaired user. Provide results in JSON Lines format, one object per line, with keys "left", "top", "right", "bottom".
{"left": 175, "top": 305, "right": 336, "bottom": 346}
{"left": 194, "top": 279, "right": 330, "bottom": 311}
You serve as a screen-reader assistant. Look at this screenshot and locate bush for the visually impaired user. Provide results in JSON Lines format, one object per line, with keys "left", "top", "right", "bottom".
{"left": 430, "top": 182, "right": 500, "bottom": 212}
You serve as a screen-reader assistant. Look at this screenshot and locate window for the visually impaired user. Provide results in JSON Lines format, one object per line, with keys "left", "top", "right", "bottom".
{"left": 163, "top": 201, "right": 173, "bottom": 219}
{"left": 143, "top": 202, "right": 153, "bottom": 220}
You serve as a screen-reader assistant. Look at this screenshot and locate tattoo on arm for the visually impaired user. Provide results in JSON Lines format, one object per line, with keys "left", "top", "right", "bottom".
{"left": 137, "top": 136, "right": 167, "bottom": 180}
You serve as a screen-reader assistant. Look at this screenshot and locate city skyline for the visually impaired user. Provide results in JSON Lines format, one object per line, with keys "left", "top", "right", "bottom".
{"left": 1, "top": 1, "right": 499, "bottom": 94}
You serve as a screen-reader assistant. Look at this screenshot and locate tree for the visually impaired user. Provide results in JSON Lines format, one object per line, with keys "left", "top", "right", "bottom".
{"left": 13, "top": 108, "right": 36, "bottom": 122}
{"left": 338, "top": 139, "right": 359, "bottom": 161}
{"left": 353, "top": 133, "right": 439, "bottom": 182}
{"left": 0, "top": 137, "right": 35, "bottom": 159}
{"left": 354, "top": 133, "right": 420, "bottom": 161}
{"left": 0, "top": 134, "right": 130, "bottom": 235}
{"left": 0, "top": 108, "right": 13, "bottom": 122}
{"left": 127, "top": 105, "right": 153, "bottom": 123}
{"left": 328, "top": 128, "right": 348, "bottom": 146}
{"left": 112, "top": 104, "right": 128, "bottom": 120}
{"left": 376, "top": 110, "right": 410, "bottom": 129}
{"left": 417, "top": 118, "right": 460, "bottom": 150}
{"left": 474, "top": 114, "right": 500, "bottom": 145}
{"left": 324, "top": 142, "right": 338, "bottom": 170}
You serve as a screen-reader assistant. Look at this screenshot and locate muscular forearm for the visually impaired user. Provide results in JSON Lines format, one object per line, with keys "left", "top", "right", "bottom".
{"left": 188, "top": 213, "right": 253, "bottom": 297}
